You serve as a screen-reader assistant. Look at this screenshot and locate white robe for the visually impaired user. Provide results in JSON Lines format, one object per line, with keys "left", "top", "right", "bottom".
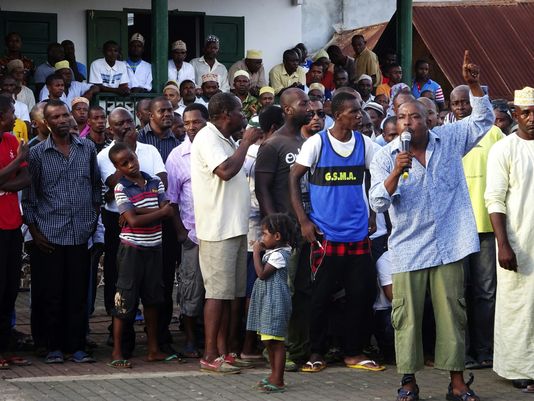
{"left": 485, "top": 133, "right": 534, "bottom": 380}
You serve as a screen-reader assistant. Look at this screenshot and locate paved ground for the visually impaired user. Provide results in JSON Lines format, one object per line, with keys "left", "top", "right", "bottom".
{"left": 1, "top": 289, "right": 530, "bottom": 401}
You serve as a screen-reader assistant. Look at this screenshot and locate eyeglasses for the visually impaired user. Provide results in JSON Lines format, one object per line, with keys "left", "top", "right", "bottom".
{"left": 312, "top": 110, "right": 326, "bottom": 118}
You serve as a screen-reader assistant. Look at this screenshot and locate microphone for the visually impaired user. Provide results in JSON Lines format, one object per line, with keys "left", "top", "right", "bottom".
{"left": 400, "top": 131, "right": 411, "bottom": 179}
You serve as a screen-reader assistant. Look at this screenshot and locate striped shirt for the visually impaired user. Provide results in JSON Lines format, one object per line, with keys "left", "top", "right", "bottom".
{"left": 22, "top": 135, "right": 101, "bottom": 245}
{"left": 115, "top": 172, "right": 166, "bottom": 247}
{"left": 138, "top": 124, "right": 181, "bottom": 163}
{"left": 411, "top": 78, "right": 445, "bottom": 104}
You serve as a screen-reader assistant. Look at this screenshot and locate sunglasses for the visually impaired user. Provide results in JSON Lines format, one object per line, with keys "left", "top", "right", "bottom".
{"left": 312, "top": 110, "right": 326, "bottom": 119}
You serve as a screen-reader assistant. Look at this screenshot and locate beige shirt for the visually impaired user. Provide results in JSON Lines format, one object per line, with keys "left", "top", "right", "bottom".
{"left": 268, "top": 63, "right": 306, "bottom": 95}
{"left": 228, "top": 59, "right": 267, "bottom": 90}
{"left": 191, "top": 122, "right": 250, "bottom": 241}
{"left": 354, "top": 48, "right": 382, "bottom": 87}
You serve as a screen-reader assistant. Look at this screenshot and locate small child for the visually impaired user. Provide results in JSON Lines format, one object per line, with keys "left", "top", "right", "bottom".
{"left": 247, "top": 213, "right": 294, "bottom": 393}
{"left": 108, "top": 143, "right": 174, "bottom": 368}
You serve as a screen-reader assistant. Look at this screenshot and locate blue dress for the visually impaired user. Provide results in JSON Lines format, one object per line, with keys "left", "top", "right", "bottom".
{"left": 246, "top": 246, "right": 292, "bottom": 338}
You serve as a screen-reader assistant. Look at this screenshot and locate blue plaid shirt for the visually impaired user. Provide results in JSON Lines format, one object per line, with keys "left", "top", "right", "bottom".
{"left": 22, "top": 135, "right": 101, "bottom": 246}
{"left": 369, "top": 94, "right": 494, "bottom": 274}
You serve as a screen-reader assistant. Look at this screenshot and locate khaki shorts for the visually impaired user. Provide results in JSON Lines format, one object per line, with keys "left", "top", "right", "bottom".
{"left": 199, "top": 235, "right": 247, "bottom": 300}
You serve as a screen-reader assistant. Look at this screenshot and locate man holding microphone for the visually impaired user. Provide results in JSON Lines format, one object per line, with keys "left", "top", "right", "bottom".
{"left": 369, "top": 51, "right": 493, "bottom": 401}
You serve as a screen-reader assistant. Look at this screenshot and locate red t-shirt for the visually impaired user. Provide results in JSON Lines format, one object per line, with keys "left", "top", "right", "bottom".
{"left": 0, "top": 132, "right": 25, "bottom": 229}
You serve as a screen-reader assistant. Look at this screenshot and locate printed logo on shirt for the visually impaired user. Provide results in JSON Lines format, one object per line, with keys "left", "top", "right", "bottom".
{"left": 101, "top": 73, "right": 123, "bottom": 85}
{"left": 309, "top": 165, "right": 365, "bottom": 186}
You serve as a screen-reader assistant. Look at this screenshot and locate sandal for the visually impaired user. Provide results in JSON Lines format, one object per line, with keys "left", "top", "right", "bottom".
{"left": 523, "top": 384, "right": 534, "bottom": 394}
{"left": 346, "top": 359, "right": 385, "bottom": 371}
{"left": 259, "top": 382, "right": 286, "bottom": 393}
{"left": 6, "top": 356, "right": 32, "bottom": 366}
{"left": 108, "top": 359, "right": 132, "bottom": 369}
{"left": 45, "top": 350, "right": 64, "bottom": 364}
{"left": 301, "top": 360, "right": 326, "bottom": 373}
{"left": 70, "top": 351, "right": 96, "bottom": 363}
{"left": 0, "top": 359, "right": 9, "bottom": 370}
{"left": 446, "top": 373, "right": 480, "bottom": 401}
{"left": 396, "top": 375, "right": 419, "bottom": 401}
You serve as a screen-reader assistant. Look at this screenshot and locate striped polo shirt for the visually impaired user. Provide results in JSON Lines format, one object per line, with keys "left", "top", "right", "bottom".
{"left": 115, "top": 172, "right": 166, "bottom": 247}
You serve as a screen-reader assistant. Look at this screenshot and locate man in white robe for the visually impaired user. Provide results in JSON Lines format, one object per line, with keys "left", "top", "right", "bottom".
{"left": 485, "top": 86, "right": 534, "bottom": 394}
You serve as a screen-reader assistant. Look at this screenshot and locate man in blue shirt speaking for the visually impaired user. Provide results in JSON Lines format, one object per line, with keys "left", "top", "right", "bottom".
{"left": 370, "top": 51, "right": 493, "bottom": 401}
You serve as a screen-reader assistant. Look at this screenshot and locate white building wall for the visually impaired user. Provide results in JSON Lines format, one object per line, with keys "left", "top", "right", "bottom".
{"left": 1, "top": 0, "right": 302, "bottom": 73}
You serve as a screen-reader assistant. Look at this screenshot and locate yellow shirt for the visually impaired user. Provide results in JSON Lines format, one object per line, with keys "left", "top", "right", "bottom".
{"left": 268, "top": 63, "right": 306, "bottom": 95}
{"left": 12, "top": 119, "right": 28, "bottom": 143}
{"left": 375, "top": 83, "right": 391, "bottom": 97}
{"left": 354, "top": 48, "right": 382, "bottom": 87}
{"left": 462, "top": 125, "right": 505, "bottom": 233}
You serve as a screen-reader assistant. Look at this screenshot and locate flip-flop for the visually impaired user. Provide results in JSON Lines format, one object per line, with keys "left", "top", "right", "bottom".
{"left": 301, "top": 360, "right": 326, "bottom": 373}
{"left": 6, "top": 356, "right": 31, "bottom": 367}
{"left": 108, "top": 359, "right": 132, "bottom": 369}
{"left": 45, "top": 351, "right": 64, "bottom": 364}
{"left": 70, "top": 351, "right": 96, "bottom": 363}
{"left": 255, "top": 377, "right": 270, "bottom": 388}
{"left": 0, "top": 359, "right": 10, "bottom": 370}
{"left": 346, "top": 359, "right": 385, "bottom": 371}
{"left": 259, "top": 382, "right": 286, "bottom": 393}
{"left": 523, "top": 385, "right": 534, "bottom": 394}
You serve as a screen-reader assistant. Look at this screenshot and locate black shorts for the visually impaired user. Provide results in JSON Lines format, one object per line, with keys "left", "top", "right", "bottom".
{"left": 113, "top": 243, "right": 164, "bottom": 320}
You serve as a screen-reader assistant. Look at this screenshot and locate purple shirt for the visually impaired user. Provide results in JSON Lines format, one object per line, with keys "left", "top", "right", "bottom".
{"left": 165, "top": 136, "right": 197, "bottom": 244}
{"left": 79, "top": 124, "right": 90, "bottom": 138}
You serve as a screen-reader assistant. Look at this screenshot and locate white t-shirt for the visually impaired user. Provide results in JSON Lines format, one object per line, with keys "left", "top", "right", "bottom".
{"left": 97, "top": 141, "right": 166, "bottom": 213}
{"left": 126, "top": 59, "right": 152, "bottom": 91}
{"left": 39, "top": 81, "right": 94, "bottom": 107}
{"left": 14, "top": 100, "right": 30, "bottom": 122}
{"left": 191, "top": 122, "right": 250, "bottom": 241}
{"left": 374, "top": 250, "right": 393, "bottom": 311}
{"left": 363, "top": 142, "right": 387, "bottom": 240}
{"left": 296, "top": 128, "right": 375, "bottom": 173}
{"left": 89, "top": 58, "right": 129, "bottom": 88}
{"left": 263, "top": 246, "right": 292, "bottom": 269}
{"left": 167, "top": 60, "right": 195, "bottom": 87}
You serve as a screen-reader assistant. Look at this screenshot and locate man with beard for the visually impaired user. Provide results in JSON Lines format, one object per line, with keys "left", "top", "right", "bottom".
{"left": 191, "top": 93, "right": 261, "bottom": 373}
{"left": 289, "top": 92, "right": 381, "bottom": 373}
{"left": 137, "top": 97, "right": 182, "bottom": 356}
{"left": 166, "top": 103, "right": 209, "bottom": 358}
{"left": 269, "top": 49, "right": 306, "bottom": 96}
{"left": 22, "top": 99, "right": 101, "bottom": 364}
{"left": 255, "top": 88, "right": 313, "bottom": 371}
{"left": 190, "top": 35, "right": 229, "bottom": 93}
{"left": 255, "top": 88, "right": 311, "bottom": 217}
{"left": 97, "top": 107, "right": 166, "bottom": 355}
{"left": 126, "top": 33, "right": 152, "bottom": 92}
{"left": 485, "top": 86, "right": 534, "bottom": 394}
{"left": 228, "top": 50, "right": 267, "bottom": 96}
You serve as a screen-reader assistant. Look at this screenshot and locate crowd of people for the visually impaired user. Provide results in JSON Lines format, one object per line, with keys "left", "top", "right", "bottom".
{"left": 0, "top": 29, "right": 532, "bottom": 400}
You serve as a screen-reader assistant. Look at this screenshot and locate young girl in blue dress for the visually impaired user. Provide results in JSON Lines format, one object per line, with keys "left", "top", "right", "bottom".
{"left": 247, "top": 213, "right": 295, "bottom": 393}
